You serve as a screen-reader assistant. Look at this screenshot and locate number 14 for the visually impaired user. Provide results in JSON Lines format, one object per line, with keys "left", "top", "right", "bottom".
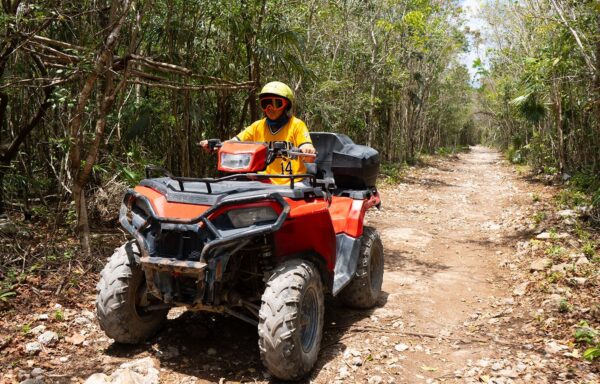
{"left": 280, "top": 161, "right": 292, "bottom": 175}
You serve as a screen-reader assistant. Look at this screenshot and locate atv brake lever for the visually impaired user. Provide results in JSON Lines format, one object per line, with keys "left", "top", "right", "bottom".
{"left": 287, "top": 149, "right": 317, "bottom": 163}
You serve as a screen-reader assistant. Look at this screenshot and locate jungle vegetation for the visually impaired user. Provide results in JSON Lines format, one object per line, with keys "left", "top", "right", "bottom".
{"left": 0, "top": 0, "right": 598, "bottom": 255}
{"left": 476, "top": 0, "right": 600, "bottom": 205}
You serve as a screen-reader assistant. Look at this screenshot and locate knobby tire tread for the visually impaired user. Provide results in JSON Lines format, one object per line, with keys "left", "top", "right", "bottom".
{"left": 96, "top": 240, "right": 166, "bottom": 344}
{"left": 338, "top": 226, "right": 384, "bottom": 309}
{"left": 258, "top": 259, "right": 324, "bottom": 381}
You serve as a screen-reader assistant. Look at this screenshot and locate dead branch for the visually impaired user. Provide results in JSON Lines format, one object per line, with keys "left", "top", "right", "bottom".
{"left": 127, "top": 78, "right": 255, "bottom": 91}
{"left": 129, "top": 54, "right": 192, "bottom": 75}
{"left": 31, "top": 35, "right": 85, "bottom": 52}
{"left": 27, "top": 40, "right": 81, "bottom": 63}
{"left": 21, "top": 46, "right": 77, "bottom": 65}
{"left": 128, "top": 68, "right": 168, "bottom": 82}
{"left": 0, "top": 75, "right": 78, "bottom": 89}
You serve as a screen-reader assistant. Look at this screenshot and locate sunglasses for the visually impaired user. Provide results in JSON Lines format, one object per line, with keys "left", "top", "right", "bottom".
{"left": 260, "top": 97, "right": 287, "bottom": 111}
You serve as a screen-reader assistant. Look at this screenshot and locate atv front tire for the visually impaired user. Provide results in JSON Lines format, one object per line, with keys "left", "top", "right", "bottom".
{"left": 258, "top": 260, "right": 324, "bottom": 381}
{"left": 96, "top": 241, "right": 167, "bottom": 343}
{"left": 339, "top": 226, "right": 384, "bottom": 309}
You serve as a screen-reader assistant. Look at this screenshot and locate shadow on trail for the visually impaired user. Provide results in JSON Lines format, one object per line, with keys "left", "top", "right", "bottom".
{"left": 465, "top": 228, "right": 536, "bottom": 249}
{"left": 401, "top": 175, "right": 459, "bottom": 189}
{"left": 310, "top": 294, "right": 388, "bottom": 382}
{"left": 384, "top": 249, "right": 450, "bottom": 275}
{"left": 102, "top": 296, "right": 384, "bottom": 383}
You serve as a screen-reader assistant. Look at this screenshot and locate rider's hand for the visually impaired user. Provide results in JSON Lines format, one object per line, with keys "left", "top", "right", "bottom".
{"left": 198, "top": 140, "right": 210, "bottom": 152}
{"left": 300, "top": 144, "right": 316, "bottom": 154}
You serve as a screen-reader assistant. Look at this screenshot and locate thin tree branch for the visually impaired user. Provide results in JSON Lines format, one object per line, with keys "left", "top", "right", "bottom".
{"left": 549, "top": 0, "right": 596, "bottom": 73}
{"left": 126, "top": 79, "right": 255, "bottom": 91}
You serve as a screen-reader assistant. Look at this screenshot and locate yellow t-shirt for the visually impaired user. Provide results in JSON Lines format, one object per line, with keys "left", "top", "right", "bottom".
{"left": 235, "top": 116, "right": 312, "bottom": 185}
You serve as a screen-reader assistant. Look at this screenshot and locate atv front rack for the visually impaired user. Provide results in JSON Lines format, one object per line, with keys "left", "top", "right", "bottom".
{"left": 145, "top": 165, "right": 317, "bottom": 191}
{"left": 119, "top": 189, "right": 290, "bottom": 261}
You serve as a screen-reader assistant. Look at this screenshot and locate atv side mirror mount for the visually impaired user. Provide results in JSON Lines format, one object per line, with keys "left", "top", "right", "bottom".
{"left": 272, "top": 141, "right": 287, "bottom": 151}
{"left": 207, "top": 139, "right": 222, "bottom": 152}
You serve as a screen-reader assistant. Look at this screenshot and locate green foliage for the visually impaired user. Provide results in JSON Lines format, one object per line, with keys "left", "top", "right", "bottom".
{"left": 582, "top": 241, "right": 596, "bottom": 259}
{"left": 576, "top": 321, "right": 600, "bottom": 361}
{"left": 570, "top": 172, "right": 600, "bottom": 193}
{"left": 547, "top": 272, "right": 563, "bottom": 284}
{"left": 575, "top": 321, "right": 598, "bottom": 344}
{"left": 0, "top": 287, "right": 16, "bottom": 303}
{"left": 0, "top": 0, "right": 476, "bottom": 239}
{"left": 21, "top": 324, "right": 31, "bottom": 334}
{"left": 558, "top": 298, "right": 571, "bottom": 313}
{"left": 533, "top": 211, "right": 546, "bottom": 225}
{"left": 380, "top": 163, "right": 406, "bottom": 185}
{"left": 506, "top": 146, "right": 525, "bottom": 164}
{"left": 545, "top": 244, "right": 565, "bottom": 258}
{"left": 478, "top": 0, "right": 600, "bottom": 176}
{"left": 54, "top": 309, "right": 64, "bottom": 321}
{"left": 435, "top": 146, "right": 469, "bottom": 156}
{"left": 556, "top": 190, "right": 589, "bottom": 208}
{"left": 0, "top": 268, "right": 23, "bottom": 304}
{"left": 568, "top": 172, "right": 600, "bottom": 216}
{"left": 584, "top": 346, "right": 600, "bottom": 361}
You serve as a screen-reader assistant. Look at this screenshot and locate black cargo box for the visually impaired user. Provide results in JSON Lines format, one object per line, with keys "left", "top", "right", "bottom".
{"left": 309, "top": 132, "right": 379, "bottom": 189}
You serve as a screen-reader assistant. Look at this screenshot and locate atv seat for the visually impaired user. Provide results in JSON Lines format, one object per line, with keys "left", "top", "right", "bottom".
{"left": 309, "top": 132, "right": 379, "bottom": 189}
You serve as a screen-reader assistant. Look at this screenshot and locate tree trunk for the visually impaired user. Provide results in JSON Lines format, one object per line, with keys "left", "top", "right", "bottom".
{"left": 67, "top": 0, "right": 132, "bottom": 256}
{"left": 72, "top": 183, "right": 91, "bottom": 255}
{"left": 367, "top": 20, "right": 378, "bottom": 148}
{"left": 386, "top": 103, "right": 394, "bottom": 162}
{"left": 553, "top": 77, "right": 565, "bottom": 173}
{"left": 0, "top": 73, "right": 54, "bottom": 214}
{"left": 595, "top": 10, "right": 600, "bottom": 168}
{"left": 181, "top": 90, "right": 191, "bottom": 177}
{"left": 242, "top": 0, "right": 266, "bottom": 123}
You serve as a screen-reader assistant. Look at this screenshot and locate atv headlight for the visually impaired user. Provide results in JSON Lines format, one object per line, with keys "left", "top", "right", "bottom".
{"left": 220, "top": 153, "right": 252, "bottom": 170}
{"left": 226, "top": 206, "right": 278, "bottom": 228}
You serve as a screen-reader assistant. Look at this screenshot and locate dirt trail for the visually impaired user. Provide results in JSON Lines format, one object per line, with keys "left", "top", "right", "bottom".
{"left": 3, "top": 146, "right": 533, "bottom": 384}
{"left": 154, "top": 146, "right": 521, "bottom": 383}
{"left": 349, "top": 145, "right": 518, "bottom": 382}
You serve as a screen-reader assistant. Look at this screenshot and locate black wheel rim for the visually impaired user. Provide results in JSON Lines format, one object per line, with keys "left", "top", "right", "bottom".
{"left": 300, "top": 287, "right": 318, "bottom": 352}
{"left": 133, "top": 277, "right": 155, "bottom": 320}
{"left": 369, "top": 245, "right": 383, "bottom": 293}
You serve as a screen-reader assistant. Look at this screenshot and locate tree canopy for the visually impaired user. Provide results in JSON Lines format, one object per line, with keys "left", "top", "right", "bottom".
{"left": 476, "top": 0, "right": 600, "bottom": 182}
{"left": 0, "top": 0, "right": 479, "bottom": 248}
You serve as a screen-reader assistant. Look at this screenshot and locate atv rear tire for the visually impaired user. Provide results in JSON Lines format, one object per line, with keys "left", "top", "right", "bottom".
{"left": 96, "top": 241, "right": 167, "bottom": 344}
{"left": 339, "top": 226, "right": 384, "bottom": 309}
{"left": 258, "top": 260, "right": 324, "bottom": 381}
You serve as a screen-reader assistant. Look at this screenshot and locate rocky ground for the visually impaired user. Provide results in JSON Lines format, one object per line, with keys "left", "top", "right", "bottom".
{"left": 0, "top": 146, "right": 598, "bottom": 383}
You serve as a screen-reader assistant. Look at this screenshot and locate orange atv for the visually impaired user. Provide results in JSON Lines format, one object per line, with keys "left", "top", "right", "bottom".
{"left": 96, "top": 132, "right": 383, "bottom": 380}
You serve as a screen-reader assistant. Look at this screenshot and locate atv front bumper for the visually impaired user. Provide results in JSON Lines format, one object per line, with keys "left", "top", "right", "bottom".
{"left": 119, "top": 189, "right": 290, "bottom": 305}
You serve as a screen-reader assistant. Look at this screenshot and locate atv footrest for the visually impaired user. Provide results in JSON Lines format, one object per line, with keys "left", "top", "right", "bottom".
{"left": 140, "top": 256, "right": 207, "bottom": 275}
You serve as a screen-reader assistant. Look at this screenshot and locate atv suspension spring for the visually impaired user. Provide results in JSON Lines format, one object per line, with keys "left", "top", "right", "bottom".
{"left": 259, "top": 237, "right": 274, "bottom": 272}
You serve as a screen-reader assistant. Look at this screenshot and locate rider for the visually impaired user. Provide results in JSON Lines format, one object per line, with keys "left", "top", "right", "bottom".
{"left": 201, "top": 81, "right": 316, "bottom": 185}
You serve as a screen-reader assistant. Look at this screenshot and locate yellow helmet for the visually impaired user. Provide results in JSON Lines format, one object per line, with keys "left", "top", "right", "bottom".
{"left": 259, "top": 81, "right": 295, "bottom": 105}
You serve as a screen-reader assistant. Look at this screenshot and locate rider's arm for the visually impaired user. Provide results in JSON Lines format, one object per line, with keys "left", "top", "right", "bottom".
{"left": 198, "top": 121, "right": 259, "bottom": 150}
{"left": 294, "top": 120, "right": 316, "bottom": 154}
{"left": 235, "top": 120, "right": 260, "bottom": 142}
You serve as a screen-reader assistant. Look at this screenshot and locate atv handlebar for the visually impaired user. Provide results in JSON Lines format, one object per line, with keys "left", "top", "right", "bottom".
{"left": 287, "top": 149, "right": 316, "bottom": 160}
{"left": 201, "top": 139, "right": 317, "bottom": 159}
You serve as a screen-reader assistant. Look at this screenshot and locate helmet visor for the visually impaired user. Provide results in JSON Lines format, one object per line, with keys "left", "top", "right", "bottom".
{"left": 260, "top": 97, "right": 287, "bottom": 111}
